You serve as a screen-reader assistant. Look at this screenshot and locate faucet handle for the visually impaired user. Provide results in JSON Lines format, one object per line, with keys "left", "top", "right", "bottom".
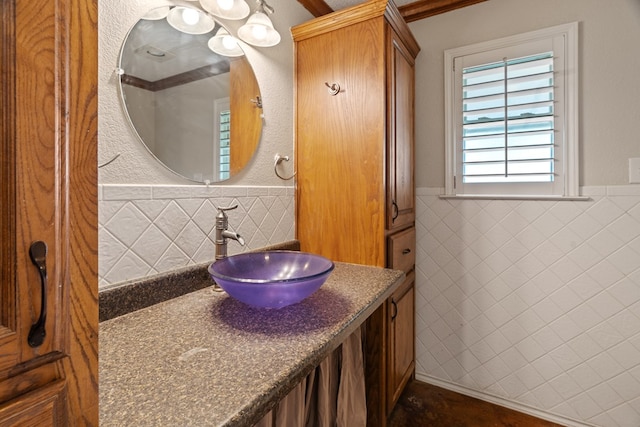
{"left": 215, "top": 204, "right": 238, "bottom": 212}
{"left": 215, "top": 204, "right": 238, "bottom": 218}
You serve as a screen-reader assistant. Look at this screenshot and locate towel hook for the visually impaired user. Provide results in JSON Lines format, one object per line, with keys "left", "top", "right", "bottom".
{"left": 324, "top": 82, "right": 341, "bottom": 96}
{"left": 274, "top": 153, "right": 296, "bottom": 180}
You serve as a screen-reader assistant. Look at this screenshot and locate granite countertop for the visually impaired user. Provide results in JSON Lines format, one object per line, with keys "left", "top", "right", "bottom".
{"left": 99, "top": 262, "right": 404, "bottom": 426}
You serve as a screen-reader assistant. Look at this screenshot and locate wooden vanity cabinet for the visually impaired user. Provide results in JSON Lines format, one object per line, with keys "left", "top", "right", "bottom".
{"left": 292, "top": 1, "right": 419, "bottom": 424}
{"left": 387, "top": 227, "right": 416, "bottom": 415}
{"left": 0, "top": 0, "right": 98, "bottom": 425}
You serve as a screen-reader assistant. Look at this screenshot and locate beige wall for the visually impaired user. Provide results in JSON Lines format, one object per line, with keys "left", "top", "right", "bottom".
{"left": 409, "top": 0, "right": 640, "bottom": 188}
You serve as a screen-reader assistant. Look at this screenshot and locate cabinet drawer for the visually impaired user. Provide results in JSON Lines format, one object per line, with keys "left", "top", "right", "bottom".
{"left": 388, "top": 227, "right": 415, "bottom": 273}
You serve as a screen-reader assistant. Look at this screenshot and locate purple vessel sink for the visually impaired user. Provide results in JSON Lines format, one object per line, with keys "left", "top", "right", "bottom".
{"left": 208, "top": 251, "right": 335, "bottom": 309}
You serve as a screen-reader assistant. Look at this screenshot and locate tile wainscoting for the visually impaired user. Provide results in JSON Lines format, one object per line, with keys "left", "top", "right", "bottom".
{"left": 99, "top": 184, "right": 295, "bottom": 288}
{"left": 414, "top": 186, "right": 640, "bottom": 427}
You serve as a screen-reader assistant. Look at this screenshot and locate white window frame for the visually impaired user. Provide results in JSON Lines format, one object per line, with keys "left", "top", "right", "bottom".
{"left": 444, "top": 22, "right": 580, "bottom": 199}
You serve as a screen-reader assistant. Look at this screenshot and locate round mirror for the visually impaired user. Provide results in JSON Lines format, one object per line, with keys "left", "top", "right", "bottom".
{"left": 118, "top": 6, "right": 262, "bottom": 183}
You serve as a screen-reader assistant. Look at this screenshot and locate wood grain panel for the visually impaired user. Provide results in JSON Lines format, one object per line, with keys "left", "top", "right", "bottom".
{"left": 1, "top": 0, "right": 98, "bottom": 424}
{"left": 386, "top": 32, "right": 416, "bottom": 231}
{"left": 295, "top": 18, "right": 386, "bottom": 266}
{"left": 387, "top": 273, "right": 415, "bottom": 415}
{"left": 14, "top": 0, "right": 60, "bottom": 361}
{"left": 0, "top": 380, "right": 67, "bottom": 426}
{"left": 0, "top": 0, "right": 18, "bottom": 373}
{"left": 58, "top": 0, "right": 99, "bottom": 423}
{"left": 230, "top": 57, "right": 261, "bottom": 175}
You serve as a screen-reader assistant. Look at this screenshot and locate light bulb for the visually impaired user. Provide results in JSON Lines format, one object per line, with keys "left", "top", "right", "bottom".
{"left": 222, "top": 35, "right": 238, "bottom": 50}
{"left": 251, "top": 24, "right": 267, "bottom": 41}
{"left": 217, "top": 0, "right": 234, "bottom": 10}
{"left": 182, "top": 8, "right": 200, "bottom": 25}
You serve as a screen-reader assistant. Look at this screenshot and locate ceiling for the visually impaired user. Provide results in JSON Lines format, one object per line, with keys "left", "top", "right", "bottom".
{"left": 295, "top": 0, "right": 487, "bottom": 23}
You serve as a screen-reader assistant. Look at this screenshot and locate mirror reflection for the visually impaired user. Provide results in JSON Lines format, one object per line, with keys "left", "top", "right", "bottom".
{"left": 118, "top": 6, "right": 262, "bottom": 183}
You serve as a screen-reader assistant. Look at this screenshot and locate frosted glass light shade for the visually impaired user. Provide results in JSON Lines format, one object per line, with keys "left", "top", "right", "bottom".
{"left": 200, "top": 0, "right": 250, "bottom": 20}
{"left": 208, "top": 28, "right": 245, "bottom": 57}
{"left": 237, "top": 11, "right": 280, "bottom": 47}
{"left": 166, "top": 6, "right": 216, "bottom": 35}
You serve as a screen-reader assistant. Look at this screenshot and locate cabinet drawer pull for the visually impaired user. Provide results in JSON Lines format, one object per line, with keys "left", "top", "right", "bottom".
{"left": 402, "top": 248, "right": 411, "bottom": 255}
{"left": 28, "top": 241, "right": 48, "bottom": 347}
{"left": 391, "top": 299, "right": 398, "bottom": 320}
{"left": 391, "top": 200, "right": 399, "bottom": 221}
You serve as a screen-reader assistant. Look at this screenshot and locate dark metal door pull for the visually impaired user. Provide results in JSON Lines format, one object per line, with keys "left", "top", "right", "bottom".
{"left": 28, "top": 241, "right": 47, "bottom": 347}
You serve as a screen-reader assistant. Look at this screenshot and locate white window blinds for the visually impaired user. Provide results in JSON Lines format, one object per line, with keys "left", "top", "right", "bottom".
{"left": 462, "top": 53, "right": 555, "bottom": 184}
{"left": 444, "top": 23, "right": 579, "bottom": 198}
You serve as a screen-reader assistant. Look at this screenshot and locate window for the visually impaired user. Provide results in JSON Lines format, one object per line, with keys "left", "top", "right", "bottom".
{"left": 444, "top": 23, "right": 579, "bottom": 198}
{"left": 214, "top": 97, "right": 231, "bottom": 181}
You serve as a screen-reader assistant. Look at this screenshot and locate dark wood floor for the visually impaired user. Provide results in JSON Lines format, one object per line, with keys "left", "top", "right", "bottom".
{"left": 388, "top": 380, "right": 565, "bottom": 427}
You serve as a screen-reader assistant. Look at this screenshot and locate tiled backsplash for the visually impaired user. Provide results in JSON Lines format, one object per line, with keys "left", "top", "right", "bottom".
{"left": 415, "top": 186, "right": 640, "bottom": 427}
{"left": 100, "top": 182, "right": 640, "bottom": 425}
{"left": 99, "top": 184, "right": 295, "bottom": 288}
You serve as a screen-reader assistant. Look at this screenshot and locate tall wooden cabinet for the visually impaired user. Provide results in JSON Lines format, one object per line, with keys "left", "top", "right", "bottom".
{"left": 292, "top": 1, "right": 419, "bottom": 424}
{"left": 0, "top": 0, "right": 98, "bottom": 425}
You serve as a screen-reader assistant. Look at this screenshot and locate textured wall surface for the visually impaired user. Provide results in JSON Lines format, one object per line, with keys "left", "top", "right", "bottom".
{"left": 97, "top": 0, "right": 309, "bottom": 286}
{"left": 99, "top": 184, "right": 294, "bottom": 288}
{"left": 415, "top": 186, "right": 640, "bottom": 427}
{"left": 409, "top": 0, "right": 640, "bottom": 188}
{"left": 98, "top": 0, "right": 310, "bottom": 186}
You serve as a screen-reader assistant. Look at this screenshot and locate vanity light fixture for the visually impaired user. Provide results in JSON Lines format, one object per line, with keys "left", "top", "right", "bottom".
{"left": 208, "top": 28, "right": 245, "bottom": 57}
{"left": 200, "top": 0, "right": 250, "bottom": 20}
{"left": 166, "top": 6, "right": 216, "bottom": 34}
{"left": 141, "top": 6, "right": 170, "bottom": 20}
{"left": 237, "top": 0, "right": 281, "bottom": 47}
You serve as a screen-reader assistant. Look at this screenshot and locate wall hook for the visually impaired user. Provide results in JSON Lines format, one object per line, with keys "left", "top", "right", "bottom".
{"left": 274, "top": 153, "right": 296, "bottom": 180}
{"left": 324, "top": 82, "right": 341, "bottom": 96}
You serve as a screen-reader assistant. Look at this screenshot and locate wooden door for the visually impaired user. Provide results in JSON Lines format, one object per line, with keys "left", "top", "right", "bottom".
{"left": 0, "top": 0, "right": 98, "bottom": 425}
{"left": 386, "top": 29, "right": 416, "bottom": 232}
{"left": 229, "top": 57, "right": 262, "bottom": 175}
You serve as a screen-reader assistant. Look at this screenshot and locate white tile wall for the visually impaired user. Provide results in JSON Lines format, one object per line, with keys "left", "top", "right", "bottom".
{"left": 415, "top": 186, "right": 640, "bottom": 427}
{"left": 99, "top": 184, "right": 295, "bottom": 288}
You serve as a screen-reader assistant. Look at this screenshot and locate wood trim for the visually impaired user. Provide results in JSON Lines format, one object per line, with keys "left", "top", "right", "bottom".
{"left": 297, "top": 0, "right": 333, "bottom": 17}
{"left": 296, "top": 0, "right": 487, "bottom": 22}
{"left": 60, "top": 0, "right": 99, "bottom": 424}
{"left": 292, "top": 0, "right": 388, "bottom": 41}
{"left": 122, "top": 63, "right": 230, "bottom": 92}
{"left": 0, "top": 0, "right": 16, "bottom": 336}
{"left": 0, "top": 379, "right": 68, "bottom": 426}
{"left": 384, "top": 1, "right": 420, "bottom": 61}
{"left": 292, "top": 0, "right": 419, "bottom": 58}
{"left": 398, "top": 0, "right": 488, "bottom": 22}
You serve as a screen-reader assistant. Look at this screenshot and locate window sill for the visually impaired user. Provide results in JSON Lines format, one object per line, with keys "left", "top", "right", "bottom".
{"left": 439, "top": 194, "right": 591, "bottom": 201}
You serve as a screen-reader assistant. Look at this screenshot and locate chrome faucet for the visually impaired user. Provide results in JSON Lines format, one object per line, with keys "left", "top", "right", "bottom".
{"left": 214, "top": 204, "right": 245, "bottom": 261}
{"left": 213, "top": 205, "right": 245, "bottom": 292}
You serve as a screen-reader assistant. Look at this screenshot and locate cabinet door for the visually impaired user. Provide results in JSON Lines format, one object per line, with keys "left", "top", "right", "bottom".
{"left": 387, "top": 273, "right": 415, "bottom": 415}
{"left": 387, "top": 29, "right": 416, "bottom": 231}
{"left": 0, "top": 0, "right": 98, "bottom": 424}
{"left": 296, "top": 17, "right": 387, "bottom": 266}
